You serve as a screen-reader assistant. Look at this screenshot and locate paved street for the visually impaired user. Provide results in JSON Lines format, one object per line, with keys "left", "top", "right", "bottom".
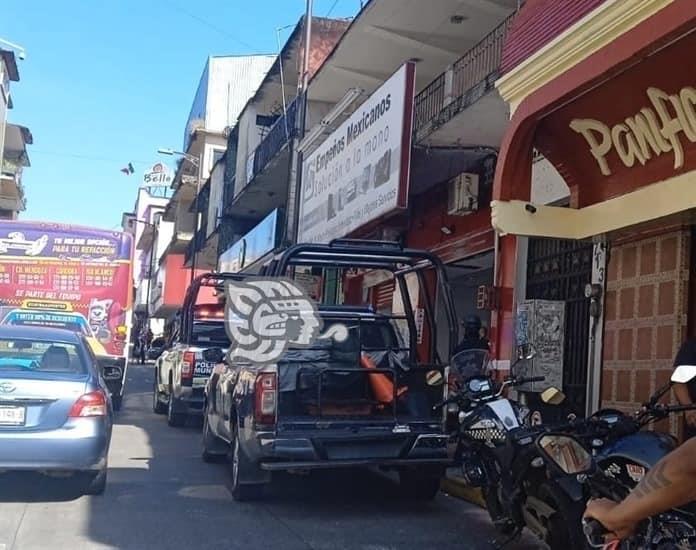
{"left": 0, "top": 363, "right": 542, "bottom": 550}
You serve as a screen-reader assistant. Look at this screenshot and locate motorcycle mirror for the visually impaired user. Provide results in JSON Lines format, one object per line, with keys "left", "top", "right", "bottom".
{"left": 671, "top": 365, "right": 696, "bottom": 384}
{"left": 202, "top": 347, "right": 225, "bottom": 364}
{"left": 536, "top": 434, "right": 594, "bottom": 475}
{"left": 540, "top": 387, "right": 566, "bottom": 406}
{"left": 517, "top": 343, "right": 536, "bottom": 361}
{"left": 426, "top": 370, "right": 444, "bottom": 386}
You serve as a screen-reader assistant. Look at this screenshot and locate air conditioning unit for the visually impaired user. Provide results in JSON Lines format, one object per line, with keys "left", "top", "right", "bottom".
{"left": 447, "top": 172, "right": 479, "bottom": 215}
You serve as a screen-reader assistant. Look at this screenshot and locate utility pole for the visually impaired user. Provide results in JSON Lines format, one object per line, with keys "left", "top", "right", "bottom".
{"left": 285, "top": 0, "right": 313, "bottom": 246}
{"left": 190, "top": 149, "right": 204, "bottom": 284}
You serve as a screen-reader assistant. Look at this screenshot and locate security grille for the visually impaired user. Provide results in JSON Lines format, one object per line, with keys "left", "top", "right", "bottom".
{"left": 526, "top": 238, "right": 593, "bottom": 415}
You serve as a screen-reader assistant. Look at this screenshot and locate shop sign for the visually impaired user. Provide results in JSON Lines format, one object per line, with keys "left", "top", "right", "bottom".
{"left": 244, "top": 209, "right": 279, "bottom": 268}
{"left": 534, "top": 31, "right": 696, "bottom": 200}
{"left": 218, "top": 238, "right": 245, "bottom": 273}
{"left": 142, "top": 163, "right": 172, "bottom": 187}
{"left": 570, "top": 86, "right": 696, "bottom": 176}
{"left": 217, "top": 209, "right": 280, "bottom": 273}
{"left": 298, "top": 63, "right": 415, "bottom": 243}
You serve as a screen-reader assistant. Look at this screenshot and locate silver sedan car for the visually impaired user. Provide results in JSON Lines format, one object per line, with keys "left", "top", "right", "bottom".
{"left": 0, "top": 325, "right": 113, "bottom": 495}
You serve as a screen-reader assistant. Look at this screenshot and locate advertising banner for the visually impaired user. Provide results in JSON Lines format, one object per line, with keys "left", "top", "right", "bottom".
{"left": 0, "top": 222, "right": 133, "bottom": 357}
{"left": 142, "top": 162, "right": 173, "bottom": 188}
{"left": 298, "top": 63, "right": 415, "bottom": 243}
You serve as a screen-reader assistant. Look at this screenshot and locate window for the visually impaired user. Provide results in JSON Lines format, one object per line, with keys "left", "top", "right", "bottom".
{"left": 0, "top": 339, "right": 86, "bottom": 373}
{"left": 192, "top": 321, "right": 229, "bottom": 346}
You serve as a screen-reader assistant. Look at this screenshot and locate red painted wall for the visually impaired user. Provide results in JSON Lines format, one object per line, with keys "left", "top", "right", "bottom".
{"left": 161, "top": 254, "right": 211, "bottom": 307}
{"left": 405, "top": 185, "right": 493, "bottom": 261}
{"left": 500, "top": 0, "right": 607, "bottom": 75}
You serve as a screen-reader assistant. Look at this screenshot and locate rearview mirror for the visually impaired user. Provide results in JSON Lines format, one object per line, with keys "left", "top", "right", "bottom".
{"left": 540, "top": 387, "right": 566, "bottom": 406}
{"left": 672, "top": 365, "right": 696, "bottom": 385}
{"left": 426, "top": 370, "right": 444, "bottom": 386}
{"left": 537, "top": 434, "right": 593, "bottom": 475}
{"left": 202, "top": 347, "right": 225, "bottom": 364}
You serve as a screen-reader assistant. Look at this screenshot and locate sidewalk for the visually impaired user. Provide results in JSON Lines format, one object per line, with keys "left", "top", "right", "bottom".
{"left": 440, "top": 467, "right": 486, "bottom": 508}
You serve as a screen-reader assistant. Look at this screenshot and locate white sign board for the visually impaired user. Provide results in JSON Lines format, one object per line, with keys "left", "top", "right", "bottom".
{"left": 142, "top": 163, "right": 172, "bottom": 187}
{"left": 298, "top": 63, "right": 415, "bottom": 243}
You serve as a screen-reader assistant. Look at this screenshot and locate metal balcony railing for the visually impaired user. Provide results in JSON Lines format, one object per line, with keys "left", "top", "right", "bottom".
{"left": 249, "top": 96, "right": 299, "bottom": 186}
{"left": 413, "top": 13, "right": 515, "bottom": 138}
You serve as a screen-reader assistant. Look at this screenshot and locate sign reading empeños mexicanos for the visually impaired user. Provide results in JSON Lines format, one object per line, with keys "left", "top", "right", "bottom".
{"left": 298, "top": 62, "right": 416, "bottom": 243}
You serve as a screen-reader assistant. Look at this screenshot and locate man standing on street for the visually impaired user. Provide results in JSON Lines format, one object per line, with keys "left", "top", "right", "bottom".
{"left": 672, "top": 337, "right": 696, "bottom": 439}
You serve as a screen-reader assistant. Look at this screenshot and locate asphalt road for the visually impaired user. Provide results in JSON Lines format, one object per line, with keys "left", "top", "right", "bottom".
{"left": 0, "top": 363, "right": 543, "bottom": 550}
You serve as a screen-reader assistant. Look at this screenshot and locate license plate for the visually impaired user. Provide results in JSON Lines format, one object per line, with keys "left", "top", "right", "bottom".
{"left": 0, "top": 405, "right": 26, "bottom": 426}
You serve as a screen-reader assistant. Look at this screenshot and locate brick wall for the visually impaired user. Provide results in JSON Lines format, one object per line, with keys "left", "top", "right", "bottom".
{"left": 601, "top": 229, "right": 690, "bottom": 434}
{"left": 500, "top": 0, "right": 607, "bottom": 75}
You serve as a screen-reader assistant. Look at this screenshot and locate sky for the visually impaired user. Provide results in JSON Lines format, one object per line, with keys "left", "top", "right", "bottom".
{"left": 2, "top": 0, "right": 360, "bottom": 229}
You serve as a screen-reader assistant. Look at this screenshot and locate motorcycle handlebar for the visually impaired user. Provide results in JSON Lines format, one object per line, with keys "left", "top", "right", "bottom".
{"left": 516, "top": 375, "right": 546, "bottom": 384}
{"left": 582, "top": 518, "right": 610, "bottom": 548}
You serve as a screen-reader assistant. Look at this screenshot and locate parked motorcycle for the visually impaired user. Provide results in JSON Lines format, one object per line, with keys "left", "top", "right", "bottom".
{"left": 555, "top": 364, "right": 696, "bottom": 494}
{"left": 439, "top": 347, "right": 585, "bottom": 549}
{"left": 537, "top": 432, "right": 696, "bottom": 549}
{"left": 536, "top": 364, "right": 696, "bottom": 549}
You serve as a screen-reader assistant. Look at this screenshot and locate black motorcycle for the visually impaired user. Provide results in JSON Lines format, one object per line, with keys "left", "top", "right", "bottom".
{"left": 555, "top": 364, "right": 696, "bottom": 495}
{"left": 537, "top": 431, "right": 696, "bottom": 549}
{"left": 439, "top": 348, "right": 585, "bottom": 549}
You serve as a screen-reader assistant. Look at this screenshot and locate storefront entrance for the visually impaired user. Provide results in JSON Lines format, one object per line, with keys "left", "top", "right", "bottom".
{"left": 525, "top": 237, "right": 593, "bottom": 415}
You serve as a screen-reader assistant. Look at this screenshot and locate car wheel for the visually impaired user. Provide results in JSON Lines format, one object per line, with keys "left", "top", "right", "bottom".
{"left": 202, "top": 409, "right": 226, "bottom": 463}
{"left": 229, "top": 428, "right": 264, "bottom": 501}
{"left": 152, "top": 380, "right": 167, "bottom": 415}
{"left": 167, "top": 391, "right": 186, "bottom": 427}
{"left": 399, "top": 467, "right": 442, "bottom": 500}
{"left": 83, "top": 468, "right": 107, "bottom": 496}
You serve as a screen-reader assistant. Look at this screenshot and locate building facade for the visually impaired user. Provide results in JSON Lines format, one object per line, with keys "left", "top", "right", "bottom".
{"left": 0, "top": 48, "right": 31, "bottom": 219}
{"left": 491, "top": 0, "right": 695, "bottom": 430}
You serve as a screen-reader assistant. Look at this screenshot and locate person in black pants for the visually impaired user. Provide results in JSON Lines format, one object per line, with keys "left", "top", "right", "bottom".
{"left": 672, "top": 338, "right": 696, "bottom": 439}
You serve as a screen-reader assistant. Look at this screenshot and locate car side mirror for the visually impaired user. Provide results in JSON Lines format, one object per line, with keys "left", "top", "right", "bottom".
{"left": 540, "top": 387, "right": 566, "bottom": 406}
{"left": 672, "top": 365, "right": 696, "bottom": 384}
{"left": 202, "top": 347, "right": 225, "bottom": 364}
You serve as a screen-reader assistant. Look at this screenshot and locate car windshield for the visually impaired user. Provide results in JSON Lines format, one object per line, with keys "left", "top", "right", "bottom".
{"left": 0, "top": 338, "right": 86, "bottom": 374}
{"left": 192, "top": 322, "right": 229, "bottom": 347}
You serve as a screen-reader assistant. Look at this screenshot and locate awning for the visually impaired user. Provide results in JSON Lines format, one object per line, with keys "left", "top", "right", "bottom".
{"left": 492, "top": 168, "right": 696, "bottom": 240}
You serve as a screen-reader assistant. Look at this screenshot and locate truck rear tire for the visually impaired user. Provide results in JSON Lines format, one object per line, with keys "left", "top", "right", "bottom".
{"left": 167, "top": 394, "right": 186, "bottom": 427}
{"left": 202, "top": 411, "right": 227, "bottom": 463}
{"left": 152, "top": 380, "right": 167, "bottom": 415}
{"left": 399, "top": 467, "right": 442, "bottom": 500}
{"left": 230, "top": 429, "right": 265, "bottom": 501}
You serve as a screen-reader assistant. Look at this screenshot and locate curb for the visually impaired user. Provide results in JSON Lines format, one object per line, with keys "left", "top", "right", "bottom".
{"left": 440, "top": 476, "right": 487, "bottom": 508}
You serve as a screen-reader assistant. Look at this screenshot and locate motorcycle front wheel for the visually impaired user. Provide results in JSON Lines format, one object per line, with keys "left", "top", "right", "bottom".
{"left": 537, "top": 483, "right": 586, "bottom": 550}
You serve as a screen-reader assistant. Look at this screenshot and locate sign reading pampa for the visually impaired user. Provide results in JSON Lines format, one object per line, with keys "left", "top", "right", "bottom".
{"left": 298, "top": 63, "right": 415, "bottom": 243}
{"left": 143, "top": 163, "right": 173, "bottom": 187}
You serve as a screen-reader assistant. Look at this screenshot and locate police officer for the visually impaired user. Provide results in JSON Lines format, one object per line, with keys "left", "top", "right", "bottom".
{"left": 454, "top": 315, "right": 489, "bottom": 354}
